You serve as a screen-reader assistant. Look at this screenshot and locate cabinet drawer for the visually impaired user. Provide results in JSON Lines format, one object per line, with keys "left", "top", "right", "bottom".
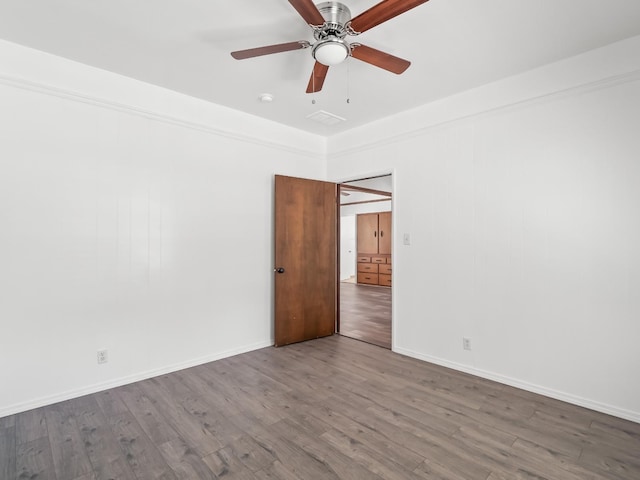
{"left": 371, "top": 256, "right": 386, "bottom": 264}
{"left": 379, "top": 274, "right": 392, "bottom": 286}
{"left": 379, "top": 264, "right": 392, "bottom": 275}
{"left": 357, "top": 256, "right": 371, "bottom": 263}
{"left": 358, "top": 273, "right": 379, "bottom": 285}
{"left": 357, "top": 263, "right": 379, "bottom": 273}
{"left": 387, "top": 258, "right": 392, "bottom": 264}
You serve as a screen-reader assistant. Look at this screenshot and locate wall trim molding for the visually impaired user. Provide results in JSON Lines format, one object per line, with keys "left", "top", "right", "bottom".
{"left": 394, "top": 346, "right": 640, "bottom": 424}
{"left": 0, "top": 73, "right": 324, "bottom": 161}
{"left": 329, "top": 68, "right": 640, "bottom": 159}
{"left": 0, "top": 339, "right": 273, "bottom": 418}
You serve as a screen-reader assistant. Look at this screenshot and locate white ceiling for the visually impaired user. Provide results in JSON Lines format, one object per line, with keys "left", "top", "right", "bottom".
{"left": 2, "top": 0, "right": 640, "bottom": 136}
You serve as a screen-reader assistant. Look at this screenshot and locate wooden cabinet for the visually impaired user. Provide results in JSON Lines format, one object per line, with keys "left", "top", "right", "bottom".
{"left": 357, "top": 214, "right": 379, "bottom": 255}
{"left": 378, "top": 263, "right": 392, "bottom": 286}
{"left": 356, "top": 212, "right": 391, "bottom": 287}
{"left": 378, "top": 212, "right": 391, "bottom": 254}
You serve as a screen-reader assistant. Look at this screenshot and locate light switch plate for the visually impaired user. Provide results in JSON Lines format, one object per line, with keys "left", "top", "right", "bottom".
{"left": 403, "top": 233, "right": 411, "bottom": 245}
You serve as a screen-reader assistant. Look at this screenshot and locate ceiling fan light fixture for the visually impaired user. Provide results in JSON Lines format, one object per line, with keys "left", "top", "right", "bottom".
{"left": 312, "top": 37, "right": 349, "bottom": 66}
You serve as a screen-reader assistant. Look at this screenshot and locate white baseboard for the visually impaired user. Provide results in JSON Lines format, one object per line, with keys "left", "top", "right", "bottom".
{"left": 4, "top": 341, "right": 638, "bottom": 425}
{"left": 0, "top": 339, "right": 273, "bottom": 418}
{"left": 394, "top": 347, "right": 640, "bottom": 424}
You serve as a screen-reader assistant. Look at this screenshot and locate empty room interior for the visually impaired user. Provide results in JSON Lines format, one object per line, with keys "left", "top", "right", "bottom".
{"left": 1, "top": 1, "right": 640, "bottom": 479}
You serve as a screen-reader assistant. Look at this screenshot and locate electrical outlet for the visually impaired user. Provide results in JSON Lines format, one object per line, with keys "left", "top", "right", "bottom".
{"left": 97, "top": 349, "right": 108, "bottom": 364}
{"left": 463, "top": 337, "right": 472, "bottom": 351}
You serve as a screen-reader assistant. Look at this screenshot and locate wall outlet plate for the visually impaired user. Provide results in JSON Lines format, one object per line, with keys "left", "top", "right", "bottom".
{"left": 463, "top": 337, "right": 472, "bottom": 351}
{"left": 97, "top": 349, "right": 108, "bottom": 364}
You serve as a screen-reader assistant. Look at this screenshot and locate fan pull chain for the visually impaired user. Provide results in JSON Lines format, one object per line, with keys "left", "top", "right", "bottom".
{"left": 346, "top": 60, "right": 351, "bottom": 104}
{"left": 312, "top": 64, "right": 316, "bottom": 104}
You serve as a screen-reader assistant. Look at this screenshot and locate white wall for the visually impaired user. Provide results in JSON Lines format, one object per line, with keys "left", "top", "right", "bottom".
{"left": 0, "top": 40, "right": 326, "bottom": 416}
{"left": 340, "top": 216, "right": 356, "bottom": 280}
{"left": 328, "top": 36, "right": 640, "bottom": 422}
{"left": 3, "top": 33, "right": 640, "bottom": 424}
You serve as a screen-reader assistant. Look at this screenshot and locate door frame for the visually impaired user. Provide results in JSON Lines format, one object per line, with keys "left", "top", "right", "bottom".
{"left": 335, "top": 169, "right": 396, "bottom": 351}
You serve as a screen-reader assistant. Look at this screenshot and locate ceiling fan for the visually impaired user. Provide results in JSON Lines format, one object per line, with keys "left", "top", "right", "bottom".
{"left": 230, "top": 0, "right": 430, "bottom": 93}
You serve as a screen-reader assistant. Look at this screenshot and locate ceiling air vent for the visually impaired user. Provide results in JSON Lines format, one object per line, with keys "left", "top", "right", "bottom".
{"left": 306, "top": 110, "right": 346, "bottom": 126}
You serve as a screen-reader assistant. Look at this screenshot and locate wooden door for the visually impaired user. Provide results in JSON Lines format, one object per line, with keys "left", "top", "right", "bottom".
{"left": 378, "top": 212, "right": 392, "bottom": 254}
{"left": 274, "top": 175, "right": 337, "bottom": 347}
{"left": 357, "top": 213, "right": 379, "bottom": 254}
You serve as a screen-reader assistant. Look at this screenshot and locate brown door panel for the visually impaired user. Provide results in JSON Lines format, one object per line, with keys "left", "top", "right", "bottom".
{"left": 274, "top": 175, "right": 337, "bottom": 347}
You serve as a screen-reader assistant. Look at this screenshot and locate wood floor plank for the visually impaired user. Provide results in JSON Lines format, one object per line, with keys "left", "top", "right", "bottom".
{"left": 191, "top": 365, "right": 290, "bottom": 427}
{"left": 93, "top": 388, "right": 130, "bottom": 418}
{"left": 319, "top": 427, "right": 428, "bottom": 480}
{"left": 179, "top": 366, "right": 245, "bottom": 419}
{"left": 0, "top": 425, "right": 16, "bottom": 480}
{"left": 106, "top": 411, "right": 178, "bottom": 480}
{"left": 117, "top": 382, "right": 180, "bottom": 446}
{"left": 135, "top": 377, "right": 224, "bottom": 457}
{"left": 239, "top": 423, "right": 345, "bottom": 480}
{"left": 16, "top": 436, "right": 56, "bottom": 480}
{"left": 452, "top": 423, "right": 591, "bottom": 480}
{"left": 579, "top": 443, "right": 640, "bottom": 480}
{"left": 95, "top": 388, "right": 178, "bottom": 480}
{"left": 201, "top": 445, "right": 263, "bottom": 479}
{"left": 5, "top": 335, "right": 640, "bottom": 480}
{"left": 340, "top": 282, "right": 391, "bottom": 349}
{"left": 223, "top": 434, "right": 278, "bottom": 473}
{"left": 589, "top": 415, "right": 640, "bottom": 441}
{"left": 269, "top": 416, "right": 388, "bottom": 480}
{"left": 158, "top": 437, "right": 218, "bottom": 479}
{"left": 254, "top": 460, "right": 307, "bottom": 480}
{"left": 72, "top": 394, "right": 138, "bottom": 480}
{"left": 413, "top": 459, "right": 483, "bottom": 480}
{"left": 367, "top": 405, "right": 497, "bottom": 480}
{"left": 308, "top": 402, "right": 426, "bottom": 472}
{"left": 401, "top": 382, "right": 585, "bottom": 460}
{"left": 0, "top": 415, "right": 15, "bottom": 429}
{"left": 44, "top": 402, "right": 94, "bottom": 480}
{"left": 511, "top": 438, "right": 609, "bottom": 480}
{"left": 15, "top": 407, "right": 48, "bottom": 444}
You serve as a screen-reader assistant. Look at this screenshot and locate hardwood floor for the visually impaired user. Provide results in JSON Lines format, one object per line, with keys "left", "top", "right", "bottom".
{"left": 1, "top": 335, "right": 639, "bottom": 479}
{"left": 340, "top": 282, "right": 391, "bottom": 349}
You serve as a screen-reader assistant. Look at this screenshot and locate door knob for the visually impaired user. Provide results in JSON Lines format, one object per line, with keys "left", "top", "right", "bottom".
{"left": 275, "top": 267, "right": 285, "bottom": 274}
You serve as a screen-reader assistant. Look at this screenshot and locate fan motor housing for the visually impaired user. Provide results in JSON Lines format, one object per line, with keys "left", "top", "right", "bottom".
{"left": 315, "top": 1, "right": 352, "bottom": 39}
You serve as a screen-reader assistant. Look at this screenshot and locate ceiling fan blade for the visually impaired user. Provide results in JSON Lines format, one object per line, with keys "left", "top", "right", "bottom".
{"left": 306, "top": 62, "right": 329, "bottom": 93}
{"left": 350, "top": 44, "right": 410, "bottom": 74}
{"left": 349, "top": 0, "right": 430, "bottom": 34}
{"left": 231, "top": 41, "right": 310, "bottom": 60}
{"left": 288, "top": 0, "right": 326, "bottom": 26}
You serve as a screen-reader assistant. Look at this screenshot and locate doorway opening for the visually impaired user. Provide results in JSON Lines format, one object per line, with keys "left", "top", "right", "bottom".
{"left": 338, "top": 174, "right": 392, "bottom": 349}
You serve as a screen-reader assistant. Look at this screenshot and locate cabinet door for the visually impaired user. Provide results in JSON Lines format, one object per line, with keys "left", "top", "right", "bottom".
{"left": 378, "top": 212, "right": 392, "bottom": 254}
{"left": 357, "top": 213, "right": 379, "bottom": 254}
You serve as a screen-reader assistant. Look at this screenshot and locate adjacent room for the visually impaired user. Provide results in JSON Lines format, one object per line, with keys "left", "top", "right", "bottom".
{"left": 1, "top": 1, "right": 640, "bottom": 478}
{"left": 339, "top": 175, "right": 393, "bottom": 349}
